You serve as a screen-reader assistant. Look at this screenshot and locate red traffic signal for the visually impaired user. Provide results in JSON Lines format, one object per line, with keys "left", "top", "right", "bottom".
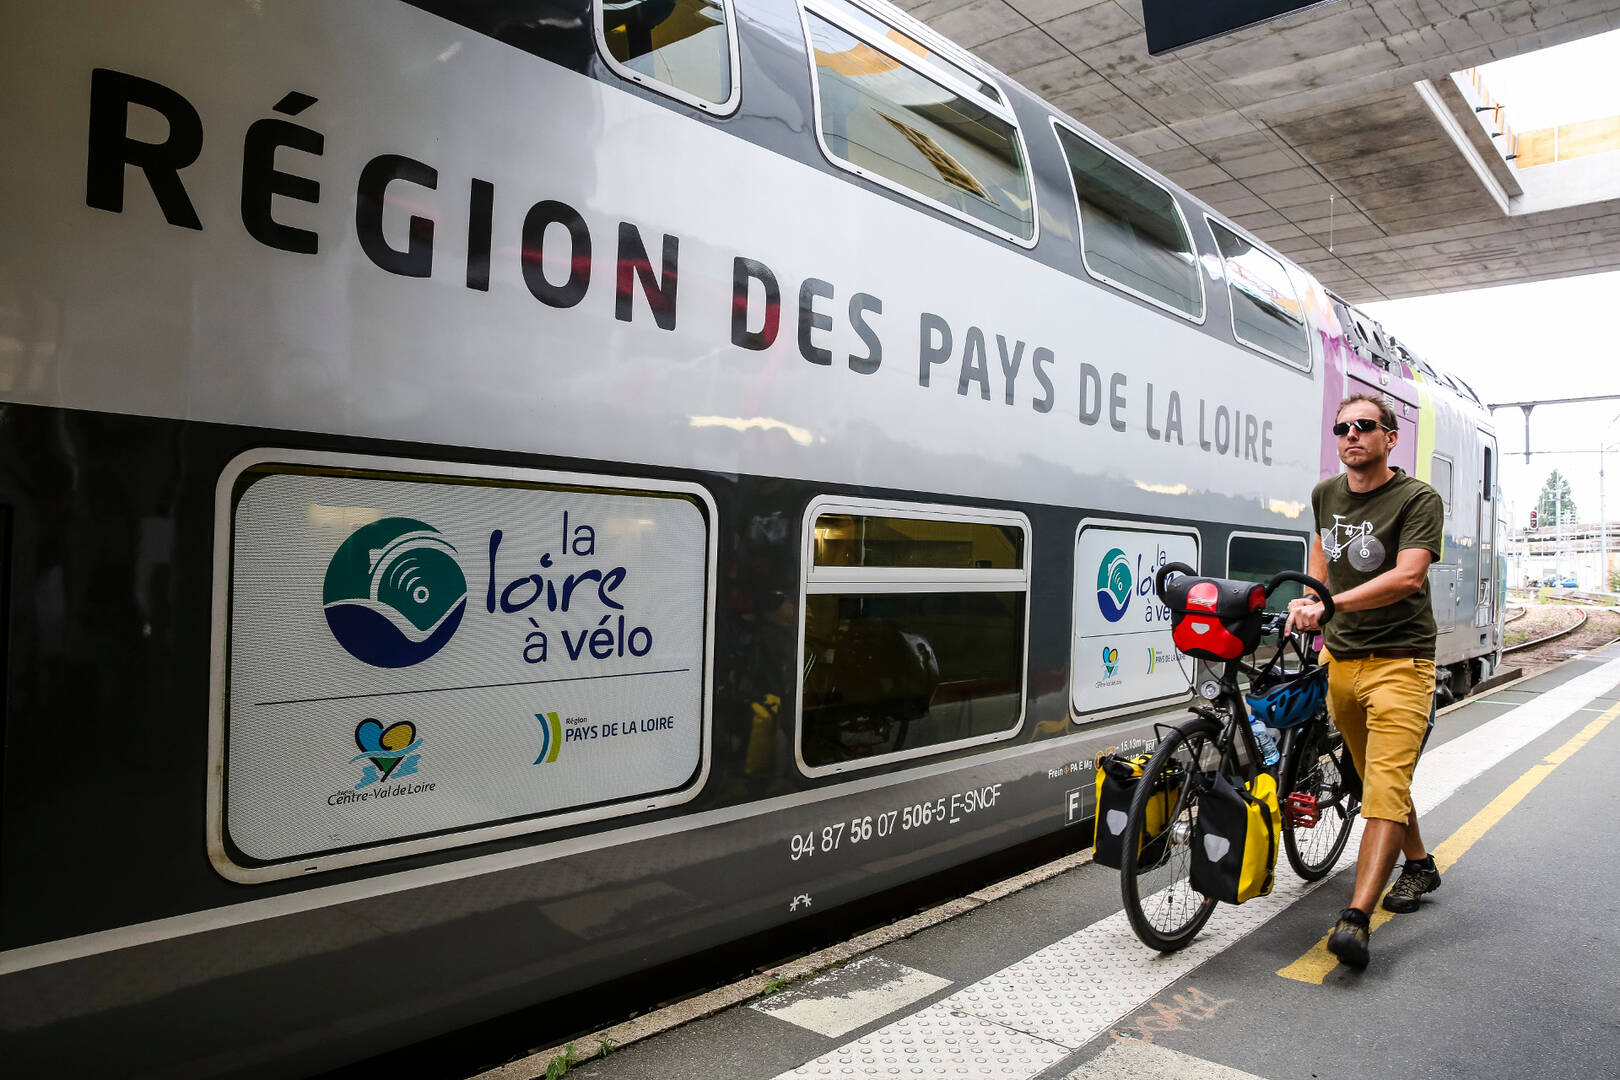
{"left": 1530, "top": 510, "right": 1539, "bottom": 529}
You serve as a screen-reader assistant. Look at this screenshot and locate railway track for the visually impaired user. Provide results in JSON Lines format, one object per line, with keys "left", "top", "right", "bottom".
{"left": 1503, "top": 606, "right": 1589, "bottom": 654}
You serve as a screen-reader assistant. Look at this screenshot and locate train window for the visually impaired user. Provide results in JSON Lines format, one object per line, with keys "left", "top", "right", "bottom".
{"left": 595, "top": 0, "right": 741, "bottom": 114}
{"left": 1431, "top": 455, "right": 1454, "bottom": 516}
{"left": 1482, "top": 446, "right": 1494, "bottom": 500}
{"left": 798, "top": 500, "right": 1030, "bottom": 774}
{"left": 1227, "top": 532, "right": 1307, "bottom": 611}
{"left": 1054, "top": 122, "right": 1203, "bottom": 321}
{"left": 1207, "top": 219, "right": 1310, "bottom": 369}
{"left": 211, "top": 452, "right": 717, "bottom": 882}
{"left": 801, "top": 0, "right": 1036, "bottom": 244}
{"left": 813, "top": 514, "right": 1023, "bottom": 569}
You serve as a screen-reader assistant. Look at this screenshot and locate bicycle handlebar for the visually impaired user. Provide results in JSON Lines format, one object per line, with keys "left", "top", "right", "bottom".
{"left": 1153, "top": 561, "right": 1196, "bottom": 605}
{"left": 1152, "top": 563, "right": 1335, "bottom": 625}
{"left": 1266, "top": 570, "right": 1335, "bottom": 624}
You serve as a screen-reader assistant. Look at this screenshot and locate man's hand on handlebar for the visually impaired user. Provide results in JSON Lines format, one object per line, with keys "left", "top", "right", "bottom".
{"left": 1285, "top": 596, "right": 1327, "bottom": 635}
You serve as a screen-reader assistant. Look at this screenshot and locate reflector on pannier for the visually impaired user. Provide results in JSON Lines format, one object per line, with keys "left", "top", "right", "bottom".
{"left": 1161, "top": 575, "right": 1267, "bottom": 661}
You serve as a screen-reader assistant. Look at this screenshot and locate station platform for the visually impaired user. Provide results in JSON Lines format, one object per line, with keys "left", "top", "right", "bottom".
{"left": 478, "top": 647, "right": 1620, "bottom": 1080}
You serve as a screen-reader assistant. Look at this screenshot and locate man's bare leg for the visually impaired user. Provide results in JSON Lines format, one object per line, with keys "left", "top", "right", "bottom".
{"left": 1400, "top": 809, "right": 1427, "bottom": 862}
{"left": 1352, "top": 817, "right": 1405, "bottom": 912}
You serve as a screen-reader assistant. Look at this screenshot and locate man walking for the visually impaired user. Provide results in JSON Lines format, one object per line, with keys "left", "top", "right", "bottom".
{"left": 1286, "top": 393, "right": 1445, "bottom": 968}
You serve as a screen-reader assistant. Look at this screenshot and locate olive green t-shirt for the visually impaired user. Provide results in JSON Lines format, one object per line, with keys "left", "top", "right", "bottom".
{"left": 1311, "top": 468, "right": 1443, "bottom": 659}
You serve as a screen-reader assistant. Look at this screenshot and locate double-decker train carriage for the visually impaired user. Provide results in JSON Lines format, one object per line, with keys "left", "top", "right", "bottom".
{"left": 0, "top": 0, "right": 1501, "bottom": 1075}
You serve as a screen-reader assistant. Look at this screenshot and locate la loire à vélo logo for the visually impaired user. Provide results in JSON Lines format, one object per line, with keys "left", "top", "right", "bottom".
{"left": 324, "top": 518, "right": 468, "bottom": 668}
{"left": 1097, "top": 547, "right": 1133, "bottom": 623}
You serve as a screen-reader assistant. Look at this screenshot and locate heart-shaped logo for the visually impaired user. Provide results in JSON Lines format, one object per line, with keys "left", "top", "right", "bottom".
{"left": 354, "top": 718, "right": 418, "bottom": 783}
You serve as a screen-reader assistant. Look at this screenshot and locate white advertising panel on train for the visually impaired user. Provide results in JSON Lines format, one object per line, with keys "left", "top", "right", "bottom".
{"left": 1072, "top": 523, "right": 1198, "bottom": 716}
{"left": 220, "top": 459, "right": 709, "bottom": 866}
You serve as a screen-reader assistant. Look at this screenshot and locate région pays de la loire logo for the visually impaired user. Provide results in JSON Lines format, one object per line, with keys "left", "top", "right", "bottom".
{"left": 534, "top": 711, "right": 564, "bottom": 766}
{"left": 351, "top": 718, "right": 422, "bottom": 789}
{"left": 1096, "top": 548, "right": 1132, "bottom": 623}
{"left": 1101, "top": 646, "right": 1119, "bottom": 677}
{"left": 324, "top": 518, "right": 468, "bottom": 668}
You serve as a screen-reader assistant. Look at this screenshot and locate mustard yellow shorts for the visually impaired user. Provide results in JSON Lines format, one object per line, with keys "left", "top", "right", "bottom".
{"left": 1320, "top": 648, "right": 1436, "bottom": 823}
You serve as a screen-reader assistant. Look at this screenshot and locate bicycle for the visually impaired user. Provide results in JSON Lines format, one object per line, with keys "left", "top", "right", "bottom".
{"left": 1117, "top": 563, "right": 1360, "bottom": 952}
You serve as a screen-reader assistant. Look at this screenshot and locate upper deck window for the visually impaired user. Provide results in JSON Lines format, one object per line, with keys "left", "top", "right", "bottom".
{"left": 596, "top": 0, "right": 740, "bottom": 114}
{"left": 1207, "top": 220, "right": 1310, "bottom": 369}
{"left": 1054, "top": 124, "right": 1203, "bottom": 319}
{"left": 801, "top": 0, "right": 1035, "bottom": 243}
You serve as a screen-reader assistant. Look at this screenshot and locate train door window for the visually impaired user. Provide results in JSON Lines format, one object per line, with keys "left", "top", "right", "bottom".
{"left": 595, "top": 0, "right": 741, "bottom": 114}
{"left": 1053, "top": 122, "right": 1203, "bottom": 321}
{"left": 798, "top": 499, "right": 1029, "bottom": 775}
{"left": 1227, "top": 532, "right": 1307, "bottom": 611}
{"left": 800, "top": 0, "right": 1036, "bottom": 244}
{"left": 1206, "top": 219, "right": 1310, "bottom": 369}
{"left": 1431, "top": 454, "right": 1454, "bottom": 517}
{"left": 1227, "top": 532, "right": 1306, "bottom": 671}
{"left": 1482, "top": 445, "right": 1493, "bottom": 500}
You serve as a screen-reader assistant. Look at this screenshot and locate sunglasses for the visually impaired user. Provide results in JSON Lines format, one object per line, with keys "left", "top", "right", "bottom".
{"left": 1333, "top": 418, "right": 1394, "bottom": 436}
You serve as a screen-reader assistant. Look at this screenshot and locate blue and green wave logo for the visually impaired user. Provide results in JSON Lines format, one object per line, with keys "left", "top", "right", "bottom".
{"left": 324, "top": 518, "right": 467, "bottom": 668}
{"left": 1096, "top": 548, "right": 1132, "bottom": 623}
{"left": 535, "top": 712, "right": 563, "bottom": 765}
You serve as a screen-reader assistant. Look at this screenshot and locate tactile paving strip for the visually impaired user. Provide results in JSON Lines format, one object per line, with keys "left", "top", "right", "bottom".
{"left": 772, "top": 656, "right": 1620, "bottom": 1080}
{"left": 777, "top": 1001, "right": 1068, "bottom": 1077}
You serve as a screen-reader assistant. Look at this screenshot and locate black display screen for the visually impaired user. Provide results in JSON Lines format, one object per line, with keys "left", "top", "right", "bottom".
{"left": 1142, "top": 0, "right": 1343, "bottom": 55}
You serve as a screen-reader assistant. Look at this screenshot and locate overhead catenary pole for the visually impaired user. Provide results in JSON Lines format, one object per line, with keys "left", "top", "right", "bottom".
{"left": 1487, "top": 394, "right": 1620, "bottom": 463}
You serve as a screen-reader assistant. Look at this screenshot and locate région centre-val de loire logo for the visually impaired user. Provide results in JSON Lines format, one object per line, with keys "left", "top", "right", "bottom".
{"left": 324, "top": 518, "right": 468, "bottom": 667}
{"left": 1096, "top": 547, "right": 1132, "bottom": 623}
{"left": 351, "top": 718, "right": 422, "bottom": 788}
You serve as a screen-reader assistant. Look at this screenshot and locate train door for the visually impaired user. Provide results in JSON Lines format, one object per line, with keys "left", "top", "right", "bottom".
{"left": 1429, "top": 453, "right": 1458, "bottom": 640}
{"left": 1475, "top": 435, "right": 1497, "bottom": 632}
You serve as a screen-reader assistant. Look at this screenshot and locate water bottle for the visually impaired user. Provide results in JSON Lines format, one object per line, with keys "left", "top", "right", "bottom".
{"left": 1247, "top": 714, "right": 1280, "bottom": 767}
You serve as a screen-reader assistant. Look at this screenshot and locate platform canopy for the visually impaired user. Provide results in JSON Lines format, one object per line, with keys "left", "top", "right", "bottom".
{"left": 896, "top": 0, "right": 1620, "bottom": 301}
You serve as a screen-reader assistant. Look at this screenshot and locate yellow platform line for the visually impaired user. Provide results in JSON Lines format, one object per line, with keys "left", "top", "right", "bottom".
{"left": 1278, "top": 703, "right": 1618, "bottom": 982}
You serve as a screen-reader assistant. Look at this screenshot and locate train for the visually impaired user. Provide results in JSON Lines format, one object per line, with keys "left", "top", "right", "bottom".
{"left": 0, "top": 0, "right": 1502, "bottom": 1075}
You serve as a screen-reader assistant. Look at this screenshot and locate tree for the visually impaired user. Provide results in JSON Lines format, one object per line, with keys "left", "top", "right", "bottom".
{"left": 1537, "top": 470, "right": 1577, "bottom": 526}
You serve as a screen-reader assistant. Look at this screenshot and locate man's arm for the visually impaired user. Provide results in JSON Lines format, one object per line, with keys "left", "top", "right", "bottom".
{"left": 1288, "top": 545, "right": 1432, "bottom": 633}
{"left": 1326, "top": 547, "right": 1433, "bottom": 612}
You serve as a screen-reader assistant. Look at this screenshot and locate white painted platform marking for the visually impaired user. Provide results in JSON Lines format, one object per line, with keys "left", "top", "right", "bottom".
{"left": 776, "top": 655, "right": 1620, "bottom": 1080}
{"left": 1066, "top": 1041, "right": 1268, "bottom": 1079}
{"left": 751, "top": 956, "right": 952, "bottom": 1038}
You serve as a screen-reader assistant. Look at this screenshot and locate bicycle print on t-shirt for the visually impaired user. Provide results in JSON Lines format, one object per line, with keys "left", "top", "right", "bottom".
{"left": 1321, "top": 515, "right": 1386, "bottom": 573}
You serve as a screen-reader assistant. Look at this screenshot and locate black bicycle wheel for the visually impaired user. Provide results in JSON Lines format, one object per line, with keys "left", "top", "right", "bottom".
{"left": 1120, "top": 718, "right": 1220, "bottom": 952}
{"left": 1279, "top": 711, "right": 1357, "bottom": 881}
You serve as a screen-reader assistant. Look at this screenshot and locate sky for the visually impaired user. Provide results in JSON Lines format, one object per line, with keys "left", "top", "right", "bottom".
{"left": 1363, "top": 270, "right": 1620, "bottom": 531}
{"left": 1475, "top": 27, "right": 1620, "bottom": 130}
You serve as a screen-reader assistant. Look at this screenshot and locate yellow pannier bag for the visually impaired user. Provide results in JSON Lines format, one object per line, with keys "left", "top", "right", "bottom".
{"left": 1189, "top": 770, "right": 1280, "bottom": 903}
{"left": 1092, "top": 752, "right": 1179, "bottom": 870}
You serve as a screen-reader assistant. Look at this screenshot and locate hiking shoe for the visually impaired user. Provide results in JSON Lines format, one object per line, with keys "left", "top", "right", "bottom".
{"left": 1327, "top": 908, "right": 1370, "bottom": 968}
{"left": 1382, "top": 859, "right": 1441, "bottom": 913}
